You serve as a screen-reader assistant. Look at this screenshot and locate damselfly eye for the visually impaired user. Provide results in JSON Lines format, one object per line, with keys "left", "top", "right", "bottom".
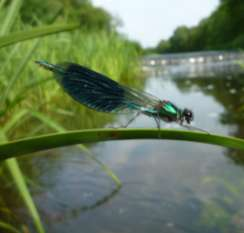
{"left": 183, "top": 108, "right": 193, "bottom": 124}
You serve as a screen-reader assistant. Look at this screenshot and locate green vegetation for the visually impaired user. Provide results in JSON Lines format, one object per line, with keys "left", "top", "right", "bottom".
{"left": 151, "top": 0, "right": 244, "bottom": 53}
{"left": 1, "top": 129, "right": 244, "bottom": 160}
{"left": 0, "top": 0, "right": 141, "bottom": 232}
{"left": 1, "top": 0, "right": 243, "bottom": 232}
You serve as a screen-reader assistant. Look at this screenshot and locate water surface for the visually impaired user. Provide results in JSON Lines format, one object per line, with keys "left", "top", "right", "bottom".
{"left": 12, "top": 52, "right": 244, "bottom": 232}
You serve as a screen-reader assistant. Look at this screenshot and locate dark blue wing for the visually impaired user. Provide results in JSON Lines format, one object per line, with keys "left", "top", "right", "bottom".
{"left": 56, "top": 63, "right": 127, "bottom": 112}
{"left": 37, "top": 61, "right": 160, "bottom": 113}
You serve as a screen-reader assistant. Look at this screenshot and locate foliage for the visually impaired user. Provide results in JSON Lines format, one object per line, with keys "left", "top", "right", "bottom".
{"left": 0, "top": 27, "right": 135, "bottom": 233}
{"left": 153, "top": 0, "right": 244, "bottom": 52}
{"left": 1, "top": 129, "right": 244, "bottom": 160}
{"left": 18, "top": 0, "right": 113, "bottom": 31}
{"left": 0, "top": 0, "right": 141, "bottom": 232}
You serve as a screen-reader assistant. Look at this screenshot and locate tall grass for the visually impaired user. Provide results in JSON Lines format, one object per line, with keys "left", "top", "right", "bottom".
{"left": 0, "top": 1, "right": 45, "bottom": 232}
{"left": 0, "top": 3, "right": 141, "bottom": 232}
{"left": 1, "top": 30, "right": 141, "bottom": 136}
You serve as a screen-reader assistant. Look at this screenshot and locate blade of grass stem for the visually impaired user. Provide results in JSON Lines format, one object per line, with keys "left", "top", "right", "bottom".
{"left": 0, "top": 23, "right": 80, "bottom": 49}
{"left": 0, "top": 0, "right": 23, "bottom": 35}
{"left": 0, "top": 220, "right": 21, "bottom": 233}
{"left": 31, "top": 111, "right": 121, "bottom": 186}
{"left": 0, "top": 78, "right": 52, "bottom": 116}
{"left": 1, "top": 129, "right": 244, "bottom": 160}
{"left": 1, "top": 133, "right": 45, "bottom": 233}
{"left": 1, "top": 39, "right": 40, "bottom": 105}
{"left": 2, "top": 109, "right": 29, "bottom": 133}
{"left": 0, "top": 0, "right": 7, "bottom": 11}
{"left": 5, "top": 159, "right": 45, "bottom": 233}
{"left": 0, "top": 43, "right": 20, "bottom": 84}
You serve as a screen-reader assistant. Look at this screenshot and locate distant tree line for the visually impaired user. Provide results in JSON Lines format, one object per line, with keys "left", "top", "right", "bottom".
{"left": 151, "top": 0, "right": 244, "bottom": 53}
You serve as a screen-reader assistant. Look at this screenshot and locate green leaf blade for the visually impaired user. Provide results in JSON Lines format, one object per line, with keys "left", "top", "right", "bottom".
{"left": 0, "top": 23, "right": 80, "bottom": 49}
{"left": 1, "top": 129, "right": 244, "bottom": 161}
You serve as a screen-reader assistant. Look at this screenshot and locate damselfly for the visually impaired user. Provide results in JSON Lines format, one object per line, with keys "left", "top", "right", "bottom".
{"left": 36, "top": 61, "right": 199, "bottom": 130}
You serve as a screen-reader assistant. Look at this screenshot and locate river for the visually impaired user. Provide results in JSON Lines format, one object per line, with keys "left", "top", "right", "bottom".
{"left": 11, "top": 51, "right": 244, "bottom": 232}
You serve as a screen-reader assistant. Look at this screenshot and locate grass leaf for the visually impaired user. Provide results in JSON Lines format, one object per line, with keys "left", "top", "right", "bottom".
{"left": 5, "top": 159, "right": 45, "bottom": 233}
{"left": 1, "top": 133, "right": 45, "bottom": 233}
{"left": 1, "top": 39, "right": 40, "bottom": 105}
{"left": 0, "top": 220, "right": 21, "bottom": 233}
{"left": 0, "top": 23, "right": 80, "bottom": 49}
{"left": 0, "top": 0, "right": 23, "bottom": 35}
{"left": 31, "top": 111, "right": 121, "bottom": 186}
{"left": 1, "top": 129, "right": 244, "bottom": 161}
{"left": 2, "top": 109, "right": 29, "bottom": 133}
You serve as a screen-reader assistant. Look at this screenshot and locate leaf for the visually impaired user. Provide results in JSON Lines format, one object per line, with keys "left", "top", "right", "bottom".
{"left": 31, "top": 111, "right": 121, "bottom": 186}
{"left": 0, "top": 0, "right": 23, "bottom": 35}
{"left": 1, "top": 129, "right": 244, "bottom": 161}
{"left": 0, "top": 220, "right": 21, "bottom": 233}
{"left": 2, "top": 109, "right": 29, "bottom": 133}
{"left": 0, "top": 23, "right": 80, "bottom": 49}
{"left": 5, "top": 159, "right": 45, "bottom": 233}
{"left": 1, "top": 39, "right": 40, "bottom": 105}
{"left": 1, "top": 133, "right": 45, "bottom": 233}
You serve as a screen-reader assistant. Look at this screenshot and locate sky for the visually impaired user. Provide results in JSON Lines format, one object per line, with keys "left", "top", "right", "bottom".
{"left": 92, "top": 0, "right": 219, "bottom": 47}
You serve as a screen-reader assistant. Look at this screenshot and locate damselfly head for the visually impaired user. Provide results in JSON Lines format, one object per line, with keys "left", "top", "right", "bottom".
{"left": 182, "top": 108, "right": 193, "bottom": 124}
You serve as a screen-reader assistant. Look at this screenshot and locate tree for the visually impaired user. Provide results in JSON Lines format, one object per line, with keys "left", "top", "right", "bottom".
{"left": 152, "top": 0, "right": 244, "bottom": 52}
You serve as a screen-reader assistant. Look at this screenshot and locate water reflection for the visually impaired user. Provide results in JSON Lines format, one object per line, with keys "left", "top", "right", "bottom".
{"left": 143, "top": 60, "right": 243, "bottom": 79}
{"left": 4, "top": 52, "right": 244, "bottom": 233}
{"left": 173, "top": 72, "right": 244, "bottom": 165}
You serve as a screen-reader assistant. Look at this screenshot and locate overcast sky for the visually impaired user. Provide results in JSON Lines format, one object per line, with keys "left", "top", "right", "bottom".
{"left": 92, "top": 0, "right": 219, "bottom": 47}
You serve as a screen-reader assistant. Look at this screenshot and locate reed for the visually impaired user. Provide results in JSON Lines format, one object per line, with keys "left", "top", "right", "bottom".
{"left": 0, "top": 2, "right": 140, "bottom": 232}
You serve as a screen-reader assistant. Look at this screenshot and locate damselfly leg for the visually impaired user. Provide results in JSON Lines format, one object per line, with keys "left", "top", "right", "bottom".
{"left": 122, "top": 111, "right": 141, "bottom": 128}
{"left": 181, "top": 124, "right": 209, "bottom": 134}
{"left": 152, "top": 115, "right": 161, "bottom": 138}
{"left": 108, "top": 111, "right": 141, "bottom": 128}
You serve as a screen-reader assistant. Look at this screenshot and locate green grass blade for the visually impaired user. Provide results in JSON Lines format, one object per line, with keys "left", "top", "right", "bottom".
{"left": 1, "top": 129, "right": 244, "bottom": 161}
{"left": 0, "top": 0, "right": 23, "bottom": 35}
{"left": 0, "top": 23, "right": 80, "bottom": 48}
{"left": 0, "top": 0, "right": 7, "bottom": 11}
{"left": 2, "top": 109, "right": 29, "bottom": 133}
{"left": 5, "top": 159, "right": 45, "bottom": 233}
{"left": 16, "top": 77, "right": 52, "bottom": 97}
{"left": 0, "top": 44, "right": 20, "bottom": 83}
{"left": 0, "top": 220, "right": 21, "bottom": 233}
{"left": 0, "top": 73, "right": 51, "bottom": 116}
{"left": 1, "top": 133, "right": 45, "bottom": 233}
{"left": 0, "top": 39, "right": 40, "bottom": 105}
{"left": 31, "top": 111, "right": 121, "bottom": 186}
{"left": 31, "top": 111, "right": 66, "bottom": 132}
